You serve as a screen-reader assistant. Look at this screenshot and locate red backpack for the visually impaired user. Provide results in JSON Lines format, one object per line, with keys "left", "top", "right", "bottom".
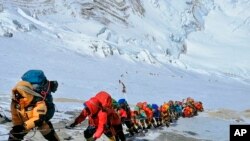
{"left": 94, "top": 91, "right": 121, "bottom": 127}
{"left": 95, "top": 91, "right": 112, "bottom": 109}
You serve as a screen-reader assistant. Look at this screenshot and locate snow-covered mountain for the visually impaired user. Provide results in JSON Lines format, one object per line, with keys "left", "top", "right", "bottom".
{"left": 1, "top": 0, "right": 249, "bottom": 80}
{"left": 1, "top": 0, "right": 201, "bottom": 61}
{"left": 1, "top": 0, "right": 250, "bottom": 141}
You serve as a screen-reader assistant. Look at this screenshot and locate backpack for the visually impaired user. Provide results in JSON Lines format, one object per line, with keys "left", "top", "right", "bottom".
{"left": 94, "top": 91, "right": 112, "bottom": 109}
{"left": 21, "top": 70, "right": 58, "bottom": 121}
{"left": 21, "top": 70, "right": 47, "bottom": 84}
{"left": 94, "top": 91, "right": 123, "bottom": 128}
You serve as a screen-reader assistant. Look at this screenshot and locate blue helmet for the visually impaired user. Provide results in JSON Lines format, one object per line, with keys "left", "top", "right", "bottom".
{"left": 118, "top": 98, "right": 127, "bottom": 105}
{"left": 151, "top": 104, "right": 159, "bottom": 110}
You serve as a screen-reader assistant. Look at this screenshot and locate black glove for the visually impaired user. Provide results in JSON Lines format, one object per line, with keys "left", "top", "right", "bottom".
{"left": 121, "top": 117, "right": 126, "bottom": 123}
{"left": 65, "top": 122, "right": 76, "bottom": 129}
{"left": 84, "top": 126, "right": 96, "bottom": 138}
{"left": 12, "top": 125, "right": 25, "bottom": 133}
{"left": 9, "top": 125, "right": 26, "bottom": 140}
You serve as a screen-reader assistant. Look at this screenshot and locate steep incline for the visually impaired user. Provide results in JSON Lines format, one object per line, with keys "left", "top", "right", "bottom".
{"left": 1, "top": 0, "right": 249, "bottom": 79}
{"left": 0, "top": 0, "right": 210, "bottom": 63}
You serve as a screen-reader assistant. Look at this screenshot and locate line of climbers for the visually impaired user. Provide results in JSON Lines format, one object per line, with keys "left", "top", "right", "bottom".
{"left": 66, "top": 93, "right": 204, "bottom": 141}
{"left": 112, "top": 97, "right": 204, "bottom": 133}
{"left": 7, "top": 70, "right": 204, "bottom": 141}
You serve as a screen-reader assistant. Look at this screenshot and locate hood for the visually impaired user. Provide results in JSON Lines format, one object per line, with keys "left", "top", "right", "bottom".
{"left": 84, "top": 97, "right": 101, "bottom": 116}
{"left": 12, "top": 81, "right": 34, "bottom": 107}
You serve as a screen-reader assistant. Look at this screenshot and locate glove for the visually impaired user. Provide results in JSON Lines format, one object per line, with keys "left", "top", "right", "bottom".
{"left": 121, "top": 117, "right": 126, "bottom": 123}
{"left": 86, "top": 136, "right": 97, "bottom": 141}
{"left": 65, "top": 122, "right": 76, "bottom": 129}
{"left": 12, "top": 125, "right": 25, "bottom": 133}
{"left": 9, "top": 125, "right": 26, "bottom": 140}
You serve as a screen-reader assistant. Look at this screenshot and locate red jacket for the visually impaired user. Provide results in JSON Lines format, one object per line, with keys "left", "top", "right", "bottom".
{"left": 94, "top": 91, "right": 121, "bottom": 125}
{"left": 183, "top": 106, "right": 193, "bottom": 117}
{"left": 74, "top": 97, "right": 107, "bottom": 139}
{"left": 107, "top": 108, "right": 121, "bottom": 126}
{"left": 194, "top": 101, "right": 203, "bottom": 111}
{"left": 118, "top": 108, "right": 127, "bottom": 118}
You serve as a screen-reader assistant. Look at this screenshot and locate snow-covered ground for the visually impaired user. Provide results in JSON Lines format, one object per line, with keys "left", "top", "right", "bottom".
{"left": 180, "top": 0, "right": 250, "bottom": 81}
{"left": 1, "top": 0, "right": 250, "bottom": 141}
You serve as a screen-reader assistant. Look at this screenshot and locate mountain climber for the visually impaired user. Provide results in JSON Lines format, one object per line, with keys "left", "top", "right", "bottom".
{"left": 159, "top": 102, "right": 172, "bottom": 127}
{"left": 67, "top": 97, "right": 114, "bottom": 141}
{"left": 182, "top": 105, "right": 194, "bottom": 117}
{"left": 141, "top": 102, "right": 154, "bottom": 129}
{"left": 68, "top": 91, "right": 125, "bottom": 141}
{"left": 173, "top": 101, "right": 183, "bottom": 118}
{"left": 194, "top": 101, "right": 204, "bottom": 112}
{"left": 8, "top": 81, "right": 60, "bottom": 141}
{"left": 151, "top": 104, "right": 162, "bottom": 127}
{"left": 117, "top": 98, "right": 138, "bottom": 136}
{"left": 133, "top": 103, "right": 148, "bottom": 131}
{"left": 94, "top": 92, "right": 126, "bottom": 141}
{"left": 130, "top": 110, "right": 143, "bottom": 132}
{"left": 21, "top": 70, "right": 58, "bottom": 122}
{"left": 106, "top": 107, "right": 126, "bottom": 141}
{"left": 167, "top": 100, "right": 178, "bottom": 121}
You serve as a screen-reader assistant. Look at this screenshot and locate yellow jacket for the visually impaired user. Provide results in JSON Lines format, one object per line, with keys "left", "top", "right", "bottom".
{"left": 11, "top": 81, "right": 47, "bottom": 130}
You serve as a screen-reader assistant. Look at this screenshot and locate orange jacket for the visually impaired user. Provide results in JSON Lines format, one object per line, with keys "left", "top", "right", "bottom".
{"left": 183, "top": 106, "right": 193, "bottom": 117}
{"left": 142, "top": 106, "right": 153, "bottom": 119}
{"left": 11, "top": 81, "right": 47, "bottom": 130}
{"left": 160, "top": 106, "right": 169, "bottom": 119}
{"left": 160, "top": 103, "right": 170, "bottom": 112}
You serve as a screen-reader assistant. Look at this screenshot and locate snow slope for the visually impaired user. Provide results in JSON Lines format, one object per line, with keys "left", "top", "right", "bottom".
{"left": 180, "top": 0, "right": 250, "bottom": 81}
{"left": 1, "top": 0, "right": 250, "bottom": 141}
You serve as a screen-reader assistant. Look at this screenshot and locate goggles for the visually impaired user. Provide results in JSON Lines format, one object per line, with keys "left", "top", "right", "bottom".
{"left": 14, "top": 92, "right": 24, "bottom": 101}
